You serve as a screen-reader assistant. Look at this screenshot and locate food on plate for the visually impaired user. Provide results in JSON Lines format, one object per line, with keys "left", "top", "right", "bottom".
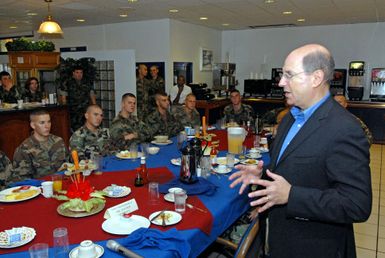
{"left": 158, "top": 212, "right": 172, "bottom": 223}
{"left": 0, "top": 227, "right": 36, "bottom": 246}
{"left": 4, "top": 189, "right": 39, "bottom": 201}
{"left": 118, "top": 150, "right": 131, "bottom": 158}
{"left": 244, "top": 159, "right": 258, "bottom": 165}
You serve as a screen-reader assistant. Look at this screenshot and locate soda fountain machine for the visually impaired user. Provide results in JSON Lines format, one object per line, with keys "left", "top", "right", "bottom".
{"left": 347, "top": 61, "right": 366, "bottom": 101}
{"left": 370, "top": 68, "right": 385, "bottom": 101}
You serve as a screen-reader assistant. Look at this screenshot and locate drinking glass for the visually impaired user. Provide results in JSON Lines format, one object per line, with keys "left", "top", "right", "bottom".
{"left": 129, "top": 143, "right": 138, "bottom": 159}
{"left": 200, "top": 156, "right": 211, "bottom": 178}
{"left": 51, "top": 174, "right": 63, "bottom": 192}
{"left": 226, "top": 153, "right": 235, "bottom": 168}
{"left": 253, "top": 135, "right": 261, "bottom": 148}
{"left": 140, "top": 143, "right": 149, "bottom": 158}
{"left": 148, "top": 182, "right": 159, "bottom": 204}
{"left": 177, "top": 132, "right": 187, "bottom": 151}
{"left": 53, "top": 227, "right": 69, "bottom": 258}
{"left": 174, "top": 189, "right": 187, "bottom": 213}
{"left": 29, "top": 243, "right": 49, "bottom": 258}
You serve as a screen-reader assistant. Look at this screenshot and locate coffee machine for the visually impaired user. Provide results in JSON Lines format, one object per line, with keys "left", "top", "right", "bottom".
{"left": 347, "top": 61, "right": 366, "bottom": 101}
{"left": 330, "top": 69, "right": 347, "bottom": 96}
{"left": 370, "top": 68, "right": 385, "bottom": 101}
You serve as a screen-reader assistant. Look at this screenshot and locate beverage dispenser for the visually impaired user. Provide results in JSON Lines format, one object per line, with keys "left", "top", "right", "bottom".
{"left": 347, "top": 61, "right": 365, "bottom": 101}
{"left": 212, "top": 63, "right": 236, "bottom": 96}
{"left": 370, "top": 68, "right": 385, "bottom": 101}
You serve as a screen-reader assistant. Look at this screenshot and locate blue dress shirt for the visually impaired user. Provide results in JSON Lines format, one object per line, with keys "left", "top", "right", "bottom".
{"left": 277, "top": 93, "right": 330, "bottom": 163}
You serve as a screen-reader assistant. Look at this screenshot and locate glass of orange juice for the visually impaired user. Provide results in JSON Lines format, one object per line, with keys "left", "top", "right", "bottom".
{"left": 52, "top": 174, "right": 63, "bottom": 192}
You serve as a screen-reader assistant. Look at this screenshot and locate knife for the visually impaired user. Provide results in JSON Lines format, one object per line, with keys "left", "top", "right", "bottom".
{"left": 151, "top": 210, "right": 166, "bottom": 222}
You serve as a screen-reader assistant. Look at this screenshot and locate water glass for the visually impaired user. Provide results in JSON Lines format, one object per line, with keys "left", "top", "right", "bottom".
{"left": 148, "top": 182, "right": 159, "bottom": 204}
{"left": 174, "top": 189, "right": 187, "bottom": 213}
{"left": 253, "top": 135, "right": 261, "bottom": 148}
{"left": 177, "top": 132, "right": 187, "bottom": 151}
{"left": 226, "top": 153, "right": 235, "bottom": 168}
{"left": 53, "top": 227, "right": 69, "bottom": 258}
{"left": 29, "top": 243, "right": 49, "bottom": 258}
{"left": 200, "top": 156, "right": 211, "bottom": 178}
{"left": 140, "top": 143, "right": 149, "bottom": 158}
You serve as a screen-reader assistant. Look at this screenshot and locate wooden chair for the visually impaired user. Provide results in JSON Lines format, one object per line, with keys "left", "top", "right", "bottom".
{"left": 215, "top": 217, "right": 263, "bottom": 258}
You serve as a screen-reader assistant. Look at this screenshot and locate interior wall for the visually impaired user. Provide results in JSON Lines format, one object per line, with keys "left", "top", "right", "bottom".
{"left": 61, "top": 50, "right": 136, "bottom": 113}
{"left": 169, "top": 19, "right": 222, "bottom": 92}
{"left": 222, "top": 22, "right": 385, "bottom": 99}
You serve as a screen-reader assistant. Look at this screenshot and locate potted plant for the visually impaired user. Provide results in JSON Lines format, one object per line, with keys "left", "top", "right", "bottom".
{"left": 5, "top": 38, "right": 55, "bottom": 52}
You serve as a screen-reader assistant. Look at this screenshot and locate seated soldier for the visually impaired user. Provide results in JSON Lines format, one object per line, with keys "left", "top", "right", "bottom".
{"left": 334, "top": 94, "right": 373, "bottom": 145}
{"left": 0, "top": 151, "right": 12, "bottom": 190}
{"left": 11, "top": 109, "right": 68, "bottom": 182}
{"left": 69, "top": 104, "right": 109, "bottom": 160}
{"left": 171, "top": 93, "right": 201, "bottom": 128}
{"left": 223, "top": 89, "right": 255, "bottom": 126}
{"left": 146, "top": 91, "right": 184, "bottom": 138}
{"left": 109, "top": 93, "right": 150, "bottom": 152}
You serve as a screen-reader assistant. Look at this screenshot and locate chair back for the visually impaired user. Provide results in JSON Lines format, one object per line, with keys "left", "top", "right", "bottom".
{"left": 234, "top": 217, "right": 261, "bottom": 258}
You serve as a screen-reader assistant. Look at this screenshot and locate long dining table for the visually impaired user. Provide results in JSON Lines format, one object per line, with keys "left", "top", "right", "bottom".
{"left": 0, "top": 130, "right": 270, "bottom": 258}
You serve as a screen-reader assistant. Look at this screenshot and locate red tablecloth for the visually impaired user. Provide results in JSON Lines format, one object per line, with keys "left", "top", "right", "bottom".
{"left": 0, "top": 167, "right": 213, "bottom": 254}
{"left": 210, "top": 129, "right": 255, "bottom": 151}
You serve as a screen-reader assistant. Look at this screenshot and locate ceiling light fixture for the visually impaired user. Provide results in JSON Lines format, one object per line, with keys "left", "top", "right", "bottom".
{"left": 38, "top": 0, "right": 63, "bottom": 34}
{"left": 119, "top": 14, "right": 128, "bottom": 17}
{"left": 27, "top": 12, "right": 38, "bottom": 16}
{"left": 222, "top": 23, "right": 230, "bottom": 26}
{"left": 264, "top": 0, "right": 275, "bottom": 3}
{"left": 297, "top": 18, "right": 305, "bottom": 22}
{"left": 9, "top": 26, "right": 17, "bottom": 29}
{"left": 127, "top": 0, "right": 137, "bottom": 2}
{"left": 169, "top": 9, "right": 179, "bottom": 13}
{"left": 283, "top": 11, "right": 292, "bottom": 15}
{"left": 200, "top": 17, "right": 208, "bottom": 20}
{"left": 76, "top": 19, "right": 85, "bottom": 22}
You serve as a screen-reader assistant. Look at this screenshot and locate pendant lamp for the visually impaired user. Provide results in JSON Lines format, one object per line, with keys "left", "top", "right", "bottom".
{"left": 38, "top": 0, "right": 63, "bottom": 34}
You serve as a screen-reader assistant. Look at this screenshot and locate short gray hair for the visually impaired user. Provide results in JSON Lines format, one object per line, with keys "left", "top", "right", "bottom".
{"left": 302, "top": 50, "right": 335, "bottom": 82}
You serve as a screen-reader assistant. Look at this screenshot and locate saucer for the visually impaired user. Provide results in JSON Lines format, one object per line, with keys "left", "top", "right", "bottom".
{"left": 151, "top": 140, "right": 173, "bottom": 146}
{"left": 246, "top": 153, "right": 262, "bottom": 159}
{"left": 69, "top": 244, "right": 104, "bottom": 258}
{"left": 164, "top": 193, "right": 188, "bottom": 202}
{"left": 213, "top": 167, "right": 232, "bottom": 174}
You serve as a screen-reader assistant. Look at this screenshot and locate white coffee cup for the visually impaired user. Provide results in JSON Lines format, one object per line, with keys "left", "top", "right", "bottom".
{"left": 41, "top": 181, "right": 53, "bottom": 198}
{"left": 78, "top": 240, "right": 97, "bottom": 258}
{"left": 249, "top": 148, "right": 261, "bottom": 158}
{"left": 217, "top": 164, "right": 227, "bottom": 173}
{"left": 17, "top": 99, "right": 23, "bottom": 109}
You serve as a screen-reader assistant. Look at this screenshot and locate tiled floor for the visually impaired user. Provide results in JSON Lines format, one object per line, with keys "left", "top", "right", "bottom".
{"left": 355, "top": 144, "right": 384, "bottom": 258}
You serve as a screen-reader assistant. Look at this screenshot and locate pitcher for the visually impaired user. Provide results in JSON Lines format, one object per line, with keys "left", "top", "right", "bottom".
{"left": 227, "top": 127, "right": 246, "bottom": 154}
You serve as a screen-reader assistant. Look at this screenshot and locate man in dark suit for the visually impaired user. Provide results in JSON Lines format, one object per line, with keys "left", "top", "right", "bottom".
{"left": 230, "top": 44, "right": 371, "bottom": 258}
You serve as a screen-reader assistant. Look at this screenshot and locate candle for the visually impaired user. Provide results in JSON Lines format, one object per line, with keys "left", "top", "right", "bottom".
{"left": 71, "top": 150, "right": 80, "bottom": 170}
{"left": 202, "top": 116, "right": 207, "bottom": 136}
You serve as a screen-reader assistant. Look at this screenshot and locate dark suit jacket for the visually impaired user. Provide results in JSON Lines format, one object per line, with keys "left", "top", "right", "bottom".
{"left": 266, "top": 96, "right": 372, "bottom": 258}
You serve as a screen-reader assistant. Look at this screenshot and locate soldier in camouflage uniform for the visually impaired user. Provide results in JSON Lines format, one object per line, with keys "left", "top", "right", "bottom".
{"left": 70, "top": 105, "right": 109, "bottom": 160}
{"left": 171, "top": 93, "right": 201, "bottom": 128}
{"left": 0, "top": 151, "right": 12, "bottom": 190}
{"left": 146, "top": 92, "right": 184, "bottom": 138}
{"left": 11, "top": 109, "right": 68, "bottom": 183}
{"left": 109, "top": 93, "right": 151, "bottom": 152}
{"left": 223, "top": 89, "right": 255, "bottom": 126}
{"left": 136, "top": 64, "right": 152, "bottom": 120}
{"left": 334, "top": 95, "right": 373, "bottom": 145}
{"left": 58, "top": 67, "right": 97, "bottom": 132}
{"left": 149, "top": 65, "right": 165, "bottom": 113}
{"left": 0, "top": 71, "right": 22, "bottom": 103}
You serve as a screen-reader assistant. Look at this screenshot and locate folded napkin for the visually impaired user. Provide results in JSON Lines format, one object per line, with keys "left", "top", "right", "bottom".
{"left": 8, "top": 179, "right": 43, "bottom": 188}
{"left": 159, "top": 177, "right": 217, "bottom": 196}
{"left": 117, "top": 228, "right": 191, "bottom": 258}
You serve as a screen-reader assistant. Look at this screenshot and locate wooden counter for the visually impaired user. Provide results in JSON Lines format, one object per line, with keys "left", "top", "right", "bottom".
{"left": 195, "top": 98, "right": 231, "bottom": 124}
{"left": 0, "top": 105, "right": 70, "bottom": 160}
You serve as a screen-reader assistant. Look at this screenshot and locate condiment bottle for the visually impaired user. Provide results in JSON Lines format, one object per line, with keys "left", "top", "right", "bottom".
{"left": 140, "top": 156, "right": 148, "bottom": 184}
{"left": 210, "top": 145, "right": 218, "bottom": 166}
{"left": 134, "top": 168, "right": 144, "bottom": 187}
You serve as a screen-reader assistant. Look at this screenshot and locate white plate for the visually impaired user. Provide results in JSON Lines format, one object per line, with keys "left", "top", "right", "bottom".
{"left": 149, "top": 211, "right": 182, "bottom": 226}
{"left": 102, "top": 215, "right": 150, "bottom": 235}
{"left": 246, "top": 153, "right": 262, "bottom": 159}
{"left": 255, "top": 147, "right": 269, "bottom": 153}
{"left": 170, "top": 158, "right": 181, "bottom": 166}
{"left": 0, "top": 186, "right": 41, "bottom": 203}
{"left": 164, "top": 193, "right": 188, "bottom": 203}
{"left": 69, "top": 244, "right": 104, "bottom": 258}
{"left": 0, "top": 227, "right": 36, "bottom": 248}
{"left": 103, "top": 185, "right": 131, "bottom": 198}
{"left": 116, "top": 152, "right": 142, "bottom": 159}
{"left": 240, "top": 159, "right": 259, "bottom": 165}
{"left": 213, "top": 167, "right": 232, "bottom": 174}
{"left": 216, "top": 157, "right": 240, "bottom": 166}
{"left": 151, "top": 140, "right": 173, "bottom": 146}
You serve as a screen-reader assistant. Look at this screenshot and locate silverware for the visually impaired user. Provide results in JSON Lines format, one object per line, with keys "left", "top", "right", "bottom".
{"left": 151, "top": 210, "right": 166, "bottom": 222}
{"left": 161, "top": 213, "right": 166, "bottom": 226}
{"left": 186, "top": 203, "right": 207, "bottom": 213}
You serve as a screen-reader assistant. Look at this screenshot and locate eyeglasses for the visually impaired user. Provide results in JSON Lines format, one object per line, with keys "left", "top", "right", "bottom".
{"left": 281, "top": 71, "right": 308, "bottom": 80}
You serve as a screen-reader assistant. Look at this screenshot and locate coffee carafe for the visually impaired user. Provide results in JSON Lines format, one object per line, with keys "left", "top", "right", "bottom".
{"left": 179, "top": 137, "right": 208, "bottom": 184}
